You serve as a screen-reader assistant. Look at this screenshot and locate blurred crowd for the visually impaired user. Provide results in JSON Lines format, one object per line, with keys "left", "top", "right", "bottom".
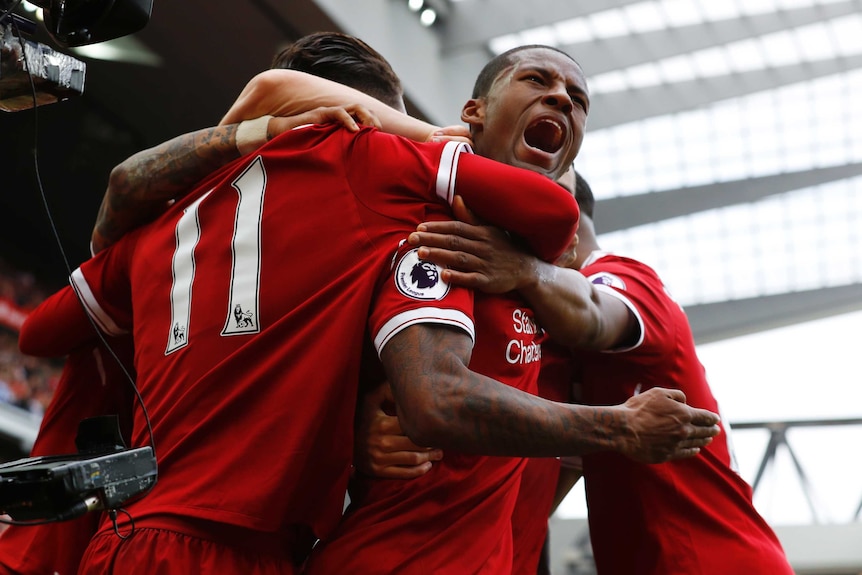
{"left": 0, "top": 258, "right": 63, "bottom": 417}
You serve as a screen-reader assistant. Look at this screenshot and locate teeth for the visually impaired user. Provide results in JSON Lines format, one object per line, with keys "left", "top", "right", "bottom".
{"left": 525, "top": 118, "right": 564, "bottom": 153}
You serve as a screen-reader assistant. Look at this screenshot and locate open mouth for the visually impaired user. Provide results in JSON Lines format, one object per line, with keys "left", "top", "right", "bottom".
{"left": 524, "top": 118, "right": 564, "bottom": 154}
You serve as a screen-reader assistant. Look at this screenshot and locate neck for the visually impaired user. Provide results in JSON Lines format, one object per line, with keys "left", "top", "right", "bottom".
{"left": 573, "top": 216, "right": 601, "bottom": 270}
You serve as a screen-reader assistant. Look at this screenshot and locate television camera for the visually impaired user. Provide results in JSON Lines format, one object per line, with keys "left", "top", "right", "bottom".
{"left": 0, "top": 415, "right": 157, "bottom": 523}
{"left": 0, "top": 0, "right": 154, "bottom": 111}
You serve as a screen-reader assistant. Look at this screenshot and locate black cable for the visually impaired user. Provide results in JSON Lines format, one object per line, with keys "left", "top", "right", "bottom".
{"left": 109, "top": 508, "right": 134, "bottom": 540}
{"left": 0, "top": 495, "right": 101, "bottom": 525}
{"left": 9, "top": 16, "right": 157, "bottom": 499}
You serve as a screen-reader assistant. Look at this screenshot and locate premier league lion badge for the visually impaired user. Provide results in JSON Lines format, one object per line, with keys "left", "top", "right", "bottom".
{"left": 395, "top": 248, "right": 450, "bottom": 300}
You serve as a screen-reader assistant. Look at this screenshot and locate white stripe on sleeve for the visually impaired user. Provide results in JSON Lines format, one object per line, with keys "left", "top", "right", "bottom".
{"left": 70, "top": 268, "right": 127, "bottom": 336}
{"left": 373, "top": 307, "right": 475, "bottom": 356}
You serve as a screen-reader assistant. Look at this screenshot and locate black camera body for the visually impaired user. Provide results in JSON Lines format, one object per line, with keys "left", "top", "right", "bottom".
{"left": 1, "top": 0, "right": 154, "bottom": 47}
{"left": 0, "top": 416, "right": 157, "bottom": 522}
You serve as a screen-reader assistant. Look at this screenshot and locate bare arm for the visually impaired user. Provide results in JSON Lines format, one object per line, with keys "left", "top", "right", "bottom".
{"left": 408, "top": 221, "right": 635, "bottom": 349}
{"left": 91, "top": 105, "right": 383, "bottom": 254}
{"left": 219, "top": 69, "right": 454, "bottom": 143}
{"left": 381, "top": 324, "right": 719, "bottom": 461}
{"left": 91, "top": 124, "right": 240, "bottom": 254}
{"left": 93, "top": 69, "right": 471, "bottom": 254}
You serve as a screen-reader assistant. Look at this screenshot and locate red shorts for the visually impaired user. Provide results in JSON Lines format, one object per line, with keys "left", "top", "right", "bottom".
{"left": 78, "top": 519, "right": 305, "bottom": 575}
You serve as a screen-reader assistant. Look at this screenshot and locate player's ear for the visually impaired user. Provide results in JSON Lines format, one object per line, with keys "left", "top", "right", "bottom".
{"left": 461, "top": 97, "right": 484, "bottom": 127}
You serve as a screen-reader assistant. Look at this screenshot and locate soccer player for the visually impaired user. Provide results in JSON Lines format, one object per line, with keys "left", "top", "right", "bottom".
{"left": 58, "top": 98, "right": 584, "bottom": 575}
{"left": 8, "top": 35, "right": 719, "bottom": 574}
{"left": 294, "top": 46, "right": 712, "bottom": 575}
{"left": 0, "top": 303, "right": 134, "bottom": 575}
{"left": 409, "top": 171, "right": 795, "bottom": 574}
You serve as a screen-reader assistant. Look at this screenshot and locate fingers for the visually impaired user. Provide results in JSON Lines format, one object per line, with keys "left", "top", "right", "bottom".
{"left": 316, "top": 108, "right": 359, "bottom": 132}
{"left": 365, "top": 444, "right": 444, "bottom": 480}
{"left": 374, "top": 413, "right": 405, "bottom": 436}
{"left": 660, "top": 387, "right": 687, "bottom": 403}
{"left": 671, "top": 447, "right": 702, "bottom": 460}
{"left": 415, "top": 245, "right": 479, "bottom": 271}
{"left": 413, "top": 220, "right": 483, "bottom": 238}
{"left": 689, "top": 407, "right": 721, "bottom": 427}
{"left": 371, "top": 461, "right": 434, "bottom": 480}
{"left": 431, "top": 124, "right": 473, "bottom": 145}
{"left": 348, "top": 105, "right": 382, "bottom": 129}
{"left": 677, "top": 436, "right": 714, "bottom": 450}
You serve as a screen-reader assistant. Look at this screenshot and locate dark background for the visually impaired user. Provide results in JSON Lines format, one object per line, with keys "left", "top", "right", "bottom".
{"left": 1, "top": 0, "right": 355, "bottom": 289}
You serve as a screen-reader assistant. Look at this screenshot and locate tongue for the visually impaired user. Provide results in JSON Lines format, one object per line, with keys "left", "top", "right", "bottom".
{"left": 524, "top": 120, "right": 563, "bottom": 153}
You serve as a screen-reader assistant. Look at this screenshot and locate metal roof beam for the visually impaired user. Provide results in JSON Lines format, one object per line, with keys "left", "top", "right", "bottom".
{"left": 586, "top": 53, "right": 862, "bottom": 130}
{"left": 594, "top": 164, "right": 862, "bottom": 232}
{"left": 686, "top": 284, "right": 862, "bottom": 344}
{"left": 563, "top": 1, "right": 861, "bottom": 76}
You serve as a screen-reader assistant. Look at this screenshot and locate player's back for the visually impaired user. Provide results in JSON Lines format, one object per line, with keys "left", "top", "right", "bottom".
{"left": 69, "top": 122, "right": 582, "bottom": 568}
{"left": 575, "top": 254, "right": 792, "bottom": 574}
{"left": 72, "top": 123, "right": 461, "bottom": 547}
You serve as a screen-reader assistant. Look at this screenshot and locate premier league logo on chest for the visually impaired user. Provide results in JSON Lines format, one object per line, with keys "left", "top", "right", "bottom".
{"left": 395, "top": 248, "right": 450, "bottom": 300}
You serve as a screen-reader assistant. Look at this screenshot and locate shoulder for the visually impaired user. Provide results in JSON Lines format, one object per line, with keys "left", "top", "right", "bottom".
{"left": 581, "top": 252, "right": 664, "bottom": 292}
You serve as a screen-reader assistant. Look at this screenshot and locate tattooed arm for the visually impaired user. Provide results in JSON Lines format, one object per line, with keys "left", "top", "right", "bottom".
{"left": 90, "top": 105, "right": 382, "bottom": 254}
{"left": 91, "top": 70, "right": 474, "bottom": 255}
{"left": 381, "top": 324, "right": 720, "bottom": 462}
{"left": 91, "top": 124, "right": 240, "bottom": 254}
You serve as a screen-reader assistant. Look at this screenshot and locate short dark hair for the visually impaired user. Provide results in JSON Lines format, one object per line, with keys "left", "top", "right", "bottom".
{"left": 574, "top": 171, "right": 595, "bottom": 219}
{"left": 471, "top": 44, "right": 578, "bottom": 99}
{"left": 271, "top": 31, "right": 404, "bottom": 111}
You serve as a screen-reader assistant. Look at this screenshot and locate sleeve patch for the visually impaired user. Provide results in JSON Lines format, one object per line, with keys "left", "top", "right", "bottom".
{"left": 395, "top": 248, "right": 451, "bottom": 301}
{"left": 586, "top": 271, "right": 626, "bottom": 291}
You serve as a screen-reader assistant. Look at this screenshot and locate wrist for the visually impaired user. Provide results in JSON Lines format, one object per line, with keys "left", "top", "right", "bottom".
{"left": 518, "top": 258, "right": 549, "bottom": 294}
{"left": 235, "top": 115, "right": 273, "bottom": 155}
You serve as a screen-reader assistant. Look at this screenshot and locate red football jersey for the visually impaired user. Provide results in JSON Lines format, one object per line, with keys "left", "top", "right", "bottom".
{"left": 65, "top": 124, "right": 578, "bottom": 563}
{"left": 0, "top": 293, "right": 134, "bottom": 575}
{"left": 510, "top": 342, "right": 577, "bottom": 575}
{"left": 304, "top": 291, "right": 547, "bottom": 574}
{"left": 575, "top": 252, "right": 793, "bottom": 575}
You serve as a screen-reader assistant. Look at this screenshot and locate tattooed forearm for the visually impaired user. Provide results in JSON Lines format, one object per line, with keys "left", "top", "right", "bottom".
{"left": 382, "top": 323, "right": 624, "bottom": 457}
{"left": 91, "top": 124, "right": 241, "bottom": 253}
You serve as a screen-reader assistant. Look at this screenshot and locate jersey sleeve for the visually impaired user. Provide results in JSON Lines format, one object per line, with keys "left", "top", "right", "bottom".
{"left": 18, "top": 286, "right": 96, "bottom": 357}
{"left": 345, "top": 128, "right": 578, "bottom": 263}
{"left": 369, "top": 241, "right": 475, "bottom": 356}
{"left": 580, "top": 256, "right": 677, "bottom": 357}
{"left": 444, "top": 149, "right": 579, "bottom": 263}
{"left": 68, "top": 232, "right": 139, "bottom": 339}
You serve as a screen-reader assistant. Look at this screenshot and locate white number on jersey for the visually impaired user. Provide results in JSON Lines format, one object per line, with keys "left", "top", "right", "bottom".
{"left": 165, "top": 156, "right": 266, "bottom": 355}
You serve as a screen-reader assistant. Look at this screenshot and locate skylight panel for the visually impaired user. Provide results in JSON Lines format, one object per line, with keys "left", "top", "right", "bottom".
{"left": 700, "top": 0, "right": 741, "bottom": 20}
{"left": 488, "top": 0, "right": 843, "bottom": 56}
{"left": 659, "top": 55, "right": 697, "bottom": 83}
{"left": 518, "top": 26, "right": 556, "bottom": 46}
{"left": 830, "top": 15, "right": 862, "bottom": 55}
{"left": 588, "top": 9, "right": 630, "bottom": 39}
{"left": 691, "top": 47, "right": 732, "bottom": 78}
{"left": 661, "top": 0, "right": 705, "bottom": 27}
{"left": 626, "top": 62, "right": 663, "bottom": 89}
{"left": 760, "top": 31, "right": 803, "bottom": 66}
{"left": 809, "top": 27, "right": 835, "bottom": 62}
{"left": 554, "top": 18, "right": 593, "bottom": 44}
{"left": 725, "top": 40, "right": 767, "bottom": 73}
{"left": 623, "top": 2, "right": 667, "bottom": 33}
{"left": 588, "top": 71, "right": 628, "bottom": 94}
{"left": 740, "top": 0, "right": 780, "bottom": 16}
{"left": 488, "top": 35, "right": 521, "bottom": 55}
